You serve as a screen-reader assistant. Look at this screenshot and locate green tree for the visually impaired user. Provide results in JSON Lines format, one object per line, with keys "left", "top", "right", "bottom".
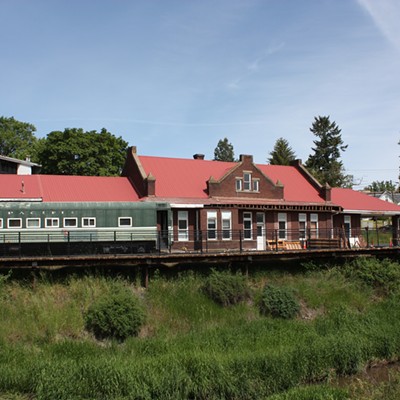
{"left": 214, "top": 137, "right": 235, "bottom": 162}
{"left": 305, "top": 116, "right": 352, "bottom": 187}
{"left": 268, "top": 137, "right": 296, "bottom": 165}
{"left": 37, "top": 128, "right": 128, "bottom": 176}
{"left": 0, "top": 116, "right": 38, "bottom": 160}
{"left": 364, "top": 180, "right": 397, "bottom": 192}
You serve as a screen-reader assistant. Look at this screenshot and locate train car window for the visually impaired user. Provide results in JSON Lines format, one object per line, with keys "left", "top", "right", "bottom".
{"left": 27, "top": 218, "right": 41, "bottom": 229}
{"left": 7, "top": 218, "right": 22, "bottom": 228}
{"left": 45, "top": 218, "right": 59, "bottom": 228}
{"left": 118, "top": 217, "right": 132, "bottom": 227}
{"left": 82, "top": 217, "right": 96, "bottom": 227}
{"left": 63, "top": 218, "right": 78, "bottom": 228}
{"left": 0, "top": 219, "right": 2, "bottom": 228}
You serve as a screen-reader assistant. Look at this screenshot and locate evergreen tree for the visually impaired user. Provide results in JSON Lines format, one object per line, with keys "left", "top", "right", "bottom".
{"left": 268, "top": 137, "right": 296, "bottom": 165}
{"left": 214, "top": 137, "right": 235, "bottom": 162}
{"left": 305, "top": 116, "right": 352, "bottom": 187}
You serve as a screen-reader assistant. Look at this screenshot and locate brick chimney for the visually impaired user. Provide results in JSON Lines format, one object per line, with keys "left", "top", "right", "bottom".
{"left": 193, "top": 154, "right": 205, "bottom": 160}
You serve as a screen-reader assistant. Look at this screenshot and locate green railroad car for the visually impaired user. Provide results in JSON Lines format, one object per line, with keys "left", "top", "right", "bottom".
{"left": 0, "top": 201, "right": 171, "bottom": 256}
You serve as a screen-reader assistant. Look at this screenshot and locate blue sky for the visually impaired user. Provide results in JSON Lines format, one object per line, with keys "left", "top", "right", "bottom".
{"left": 1, "top": 0, "right": 399, "bottom": 189}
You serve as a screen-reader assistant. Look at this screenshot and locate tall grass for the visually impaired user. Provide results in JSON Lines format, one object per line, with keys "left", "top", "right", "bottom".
{"left": 0, "top": 258, "right": 399, "bottom": 398}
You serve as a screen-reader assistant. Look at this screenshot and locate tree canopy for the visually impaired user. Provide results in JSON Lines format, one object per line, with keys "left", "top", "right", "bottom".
{"left": 268, "top": 138, "right": 296, "bottom": 165}
{"left": 305, "top": 116, "right": 352, "bottom": 188}
{"left": 36, "top": 128, "right": 128, "bottom": 176}
{"left": 364, "top": 180, "right": 398, "bottom": 193}
{"left": 214, "top": 137, "right": 235, "bottom": 162}
{"left": 0, "top": 116, "right": 38, "bottom": 161}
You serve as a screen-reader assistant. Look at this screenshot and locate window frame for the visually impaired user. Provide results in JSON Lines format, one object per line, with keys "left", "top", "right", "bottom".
{"left": 0, "top": 218, "right": 3, "bottom": 229}
{"left": 207, "top": 211, "right": 217, "bottom": 240}
{"left": 45, "top": 218, "right": 59, "bottom": 228}
{"left": 118, "top": 217, "right": 132, "bottom": 227}
{"left": 243, "top": 212, "right": 252, "bottom": 240}
{"left": 63, "top": 217, "right": 78, "bottom": 228}
{"left": 221, "top": 211, "right": 232, "bottom": 240}
{"left": 82, "top": 217, "right": 96, "bottom": 228}
{"left": 177, "top": 211, "right": 189, "bottom": 241}
{"left": 26, "top": 218, "right": 41, "bottom": 229}
{"left": 310, "top": 213, "right": 319, "bottom": 238}
{"left": 299, "top": 213, "right": 307, "bottom": 240}
{"left": 7, "top": 218, "right": 22, "bottom": 229}
{"left": 243, "top": 172, "right": 252, "bottom": 191}
{"left": 278, "top": 212, "right": 287, "bottom": 240}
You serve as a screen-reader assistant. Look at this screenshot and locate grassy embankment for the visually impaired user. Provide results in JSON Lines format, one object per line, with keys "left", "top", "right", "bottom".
{"left": 1, "top": 257, "right": 400, "bottom": 399}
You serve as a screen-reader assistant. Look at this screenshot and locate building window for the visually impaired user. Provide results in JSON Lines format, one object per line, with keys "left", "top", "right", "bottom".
{"left": 243, "top": 172, "right": 252, "bottom": 191}
{"left": 118, "top": 217, "right": 132, "bottom": 227}
{"left": 82, "top": 217, "right": 96, "bottom": 228}
{"left": 63, "top": 218, "right": 78, "bottom": 228}
{"left": 177, "top": 211, "right": 189, "bottom": 241}
{"left": 0, "top": 219, "right": 3, "bottom": 229}
{"left": 207, "top": 211, "right": 217, "bottom": 240}
{"left": 299, "top": 213, "right": 306, "bottom": 239}
{"left": 278, "top": 213, "right": 287, "bottom": 239}
{"left": 27, "top": 218, "right": 41, "bottom": 229}
{"left": 221, "top": 211, "right": 232, "bottom": 240}
{"left": 236, "top": 172, "right": 260, "bottom": 192}
{"left": 8, "top": 218, "right": 22, "bottom": 228}
{"left": 310, "top": 213, "right": 318, "bottom": 238}
{"left": 45, "top": 218, "right": 59, "bottom": 228}
{"left": 344, "top": 215, "right": 351, "bottom": 238}
{"left": 243, "top": 212, "right": 252, "bottom": 240}
{"left": 256, "top": 212, "right": 265, "bottom": 237}
{"left": 253, "top": 179, "right": 260, "bottom": 192}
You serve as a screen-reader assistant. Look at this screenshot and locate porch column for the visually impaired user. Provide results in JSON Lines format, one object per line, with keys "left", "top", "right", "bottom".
{"left": 392, "top": 215, "right": 399, "bottom": 246}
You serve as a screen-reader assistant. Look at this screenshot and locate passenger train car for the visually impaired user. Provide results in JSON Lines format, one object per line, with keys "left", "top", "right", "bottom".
{"left": 0, "top": 201, "right": 171, "bottom": 256}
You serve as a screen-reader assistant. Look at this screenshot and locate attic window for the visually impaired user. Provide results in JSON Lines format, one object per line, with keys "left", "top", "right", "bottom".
{"left": 236, "top": 172, "right": 259, "bottom": 192}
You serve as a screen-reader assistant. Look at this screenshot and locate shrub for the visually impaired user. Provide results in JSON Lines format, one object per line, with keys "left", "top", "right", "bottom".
{"left": 260, "top": 284, "right": 300, "bottom": 319}
{"left": 202, "top": 269, "right": 249, "bottom": 306}
{"left": 84, "top": 287, "right": 145, "bottom": 341}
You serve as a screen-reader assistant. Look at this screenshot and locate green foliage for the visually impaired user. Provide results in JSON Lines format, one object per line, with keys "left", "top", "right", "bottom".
{"left": 201, "top": 269, "right": 249, "bottom": 306}
{"left": 0, "top": 116, "right": 38, "bottom": 161}
{"left": 36, "top": 127, "right": 128, "bottom": 176}
{"left": 213, "top": 137, "right": 235, "bottom": 161}
{"left": 268, "top": 137, "right": 296, "bottom": 165}
{"left": 85, "top": 287, "right": 145, "bottom": 341}
{"left": 267, "top": 384, "right": 348, "bottom": 400}
{"left": 260, "top": 284, "right": 300, "bottom": 319}
{"left": 305, "top": 115, "right": 352, "bottom": 188}
{"left": 364, "top": 180, "right": 398, "bottom": 193}
{"left": 342, "top": 257, "right": 400, "bottom": 295}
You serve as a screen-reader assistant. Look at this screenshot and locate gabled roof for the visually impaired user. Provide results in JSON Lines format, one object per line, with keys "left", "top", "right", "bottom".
{"left": 139, "top": 155, "right": 235, "bottom": 198}
{"left": 138, "top": 155, "right": 327, "bottom": 204}
{"left": 331, "top": 188, "right": 400, "bottom": 215}
{"left": 0, "top": 175, "right": 139, "bottom": 202}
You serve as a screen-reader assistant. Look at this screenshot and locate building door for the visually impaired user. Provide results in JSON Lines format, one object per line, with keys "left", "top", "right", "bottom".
{"left": 256, "top": 212, "right": 265, "bottom": 250}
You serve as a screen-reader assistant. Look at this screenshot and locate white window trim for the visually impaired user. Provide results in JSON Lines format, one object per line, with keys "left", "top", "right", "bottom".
{"left": 26, "top": 218, "right": 41, "bottom": 229}
{"left": 243, "top": 212, "right": 252, "bottom": 240}
{"left": 235, "top": 178, "right": 242, "bottom": 192}
{"left": 118, "top": 217, "right": 132, "bottom": 227}
{"left": 310, "top": 213, "right": 319, "bottom": 238}
{"left": 299, "top": 213, "right": 307, "bottom": 239}
{"left": 63, "top": 217, "right": 78, "bottom": 228}
{"left": 221, "top": 211, "right": 232, "bottom": 240}
{"left": 278, "top": 213, "right": 287, "bottom": 240}
{"left": 253, "top": 179, "right": 260, "bottom": 192}
{"left": 207, "top": 211, "right": 218, "bottom": 240}
{"left": 243, "top": 172, "right": 252, "bottom": 191}
{"left": 344, "top": 215, "right": 351, "bottom": 238}
{"left": 177, "top": 211, "right": 189, "bottom": 241}
{"left": 7, "top": 218, "right": 22, "bottom": 229}
{"left": 82, "top": 217, "right": 96, "bottom": 228}
{"left": 45, "top": 218, "right": 59, "bottom": 228}
{"left": 0, "top": 218, "right": 3, "bottom": 229}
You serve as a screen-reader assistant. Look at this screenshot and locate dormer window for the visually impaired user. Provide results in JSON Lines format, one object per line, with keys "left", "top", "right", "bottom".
{"left": 236, "top": 172, "right": 259, "bottom": 192}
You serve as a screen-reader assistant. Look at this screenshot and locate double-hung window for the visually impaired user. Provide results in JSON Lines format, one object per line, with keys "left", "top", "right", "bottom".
{"left": 178, "top": 211, "right": 189, "bottom": 241}
{"left": 344, "top": 215, "right": 351, "bottom": 238}
{"left": 310, "top": 214, "right": 318, "bottom": 238}
{"left": 243, "top": 212, "right": 252, "bottom": 240}
{"left": 299, "top": 213, "right": 306, "bottom": 240}
{"left": 207, "top": 211, "right": 217, "bottom": 240}
{"left": 45, "top": 218, "right": 59, "bottom": 228}
{"left": 243, "top": 172, "right": 252, "bottom": 191}
{"left": 278, "top": 213, "right": 287, "bottom": 239}
{"left": 221, "top": 211, "right": 232, "bottom": 240}
{"left": 27, "top": 218, "right": 41, "bottom": 229}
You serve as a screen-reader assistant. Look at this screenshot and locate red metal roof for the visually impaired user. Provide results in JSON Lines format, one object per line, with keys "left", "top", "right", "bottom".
{"left": 331, "top": 188, "right": 400, "bottom": 214}
{"left": 139, "top": 155, "right": 234, "bottom": 198}
{"left": 139, "top": 155, "right": 326, "bottom": 204}
{"left": 256, "top": 164, "right": 325, "bottom": 203}
{"left": 0, "top": 175, "right": 139, "bottom": 202}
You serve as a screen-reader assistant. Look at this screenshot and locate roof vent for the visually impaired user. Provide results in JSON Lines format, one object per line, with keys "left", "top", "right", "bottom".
{"left": 193, "top": 154, "right": 205, "bottom": 160}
